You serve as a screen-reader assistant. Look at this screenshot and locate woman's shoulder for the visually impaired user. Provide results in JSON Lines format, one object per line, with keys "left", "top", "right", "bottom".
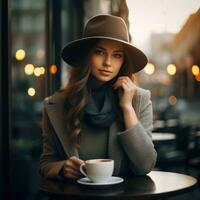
{"left": 135, "top": 87, "right": 151, "bottom": 98}
{"left": 43, "top": 90, "right": 67, "bottom": 106}
{"left": 134, "top": 87, "right": 152, "bottom": 112}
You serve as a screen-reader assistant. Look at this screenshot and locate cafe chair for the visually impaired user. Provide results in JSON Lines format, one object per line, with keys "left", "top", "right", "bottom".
{"left": 186, "top": 129, "right": 200, "bottom": 187}
{"left": 153, "top": 120, "right": 166, "bottom": 132}
{"left": 155, "top": 125, "right": 192, "bottom": 172}
{"left": 164, "top": 119, "right": 179, "bottom": 133}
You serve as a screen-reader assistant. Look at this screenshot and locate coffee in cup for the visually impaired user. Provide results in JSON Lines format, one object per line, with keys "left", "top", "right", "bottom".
{"left": 80, "top": 159, "right": 114, "bottom": 183}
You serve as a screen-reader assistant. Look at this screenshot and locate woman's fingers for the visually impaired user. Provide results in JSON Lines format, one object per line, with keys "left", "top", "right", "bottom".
{"left": 65, "top": 160, "right": 79, "bottom": 172}
{"left": 66, "top": 157, "right": 83, "bottom": 170}
{"left": 63, "top": 166, "right": 81, "bottom": 178}
{"left": 63, "top": 156, "right": 84, "bottom": 179}
{"left": 113, "top": 76, "right": 137, "bottom": 109}
{"left": 113, "top": 79, "right": 125, "bottom": 89}
{"left": 113, "top": 76, "right": 133, "bottom": 89}
{"left": 70, "top": 156, "right": 84, "bottom": 167}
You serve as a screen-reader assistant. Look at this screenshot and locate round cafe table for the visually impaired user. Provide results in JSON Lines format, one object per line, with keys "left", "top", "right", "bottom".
{"left": 152, "top": 132, "right": 176, "bottom": 142}
{"left": 39, "top": 171, "right": 197, "bottom": 200}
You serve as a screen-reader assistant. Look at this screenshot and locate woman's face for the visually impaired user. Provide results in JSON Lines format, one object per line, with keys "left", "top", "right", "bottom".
{"left": 90, "top": 39, "right": 124, "bottom": 86}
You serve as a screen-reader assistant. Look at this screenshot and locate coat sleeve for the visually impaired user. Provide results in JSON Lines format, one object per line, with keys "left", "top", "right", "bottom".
{"left": 117, "top": 89, "right": 157, "bottom": 175}
{"left": 39, "top": 101, "right": 66, "bottom": 180}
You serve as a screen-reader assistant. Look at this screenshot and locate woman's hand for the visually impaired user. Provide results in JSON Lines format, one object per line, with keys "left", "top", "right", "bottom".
{"left": 113, "top": 76, "right": 137, "bottom": 110}
{"left": 113, "top": 75, "right": 138, "bottom": 128}
{"left": 63, "top": 156, "right": 84, "bottom": 179}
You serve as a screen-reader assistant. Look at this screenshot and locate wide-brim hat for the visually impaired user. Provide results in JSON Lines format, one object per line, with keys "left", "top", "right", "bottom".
{"left": 61, "top": 15, "right": 148, "bottom": 73}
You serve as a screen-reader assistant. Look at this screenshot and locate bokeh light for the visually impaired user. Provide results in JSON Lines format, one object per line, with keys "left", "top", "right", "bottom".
{"left": 24, "top": 64, "right": 34, "bottom": 75}
{"left": 192, "top": 65, "right": 199, "bottom": 76}
{"left": 144, "top": 63, "right": 155, "bottom": 75}
{"left": 36, "top": 49, "right": 45, "bottom": 59}
{"left": 195, "top": 73, "right": 200, "bottom": 82}
{"left": 40, "top": 66, "right": 45, "bottom": 75}
{"left": 50, "top": 65, "right": 57, "bottom": 74}
{"left": 15, "top": 49, "right": 26, "bottom": 61}
{"left": 28, "top": 88, "right": 36, "bottom": 96}
{"left": 34, "top": 67, "right": 42, "bottom": 77}
{"left": 167, "top": 64, "right": 176, "bottom": 75}
{"left": 168, "top": 96, "right": 177, "bottom": 105}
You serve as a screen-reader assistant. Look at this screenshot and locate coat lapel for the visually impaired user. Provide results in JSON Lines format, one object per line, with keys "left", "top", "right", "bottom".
{"left": 45, "top": 92, "right": 78, "bottom": 158}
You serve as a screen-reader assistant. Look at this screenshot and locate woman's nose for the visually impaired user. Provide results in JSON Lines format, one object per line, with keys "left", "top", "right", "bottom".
{"left": 103, "top": 54, "right": 111, "bottom": 67}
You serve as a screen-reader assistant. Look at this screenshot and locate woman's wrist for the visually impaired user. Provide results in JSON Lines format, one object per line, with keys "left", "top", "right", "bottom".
{"left": 120, "top": 103, "right": 133, "bottom": 112}
{"left": 121, "top": 104, "right": 138, "bottom": 129}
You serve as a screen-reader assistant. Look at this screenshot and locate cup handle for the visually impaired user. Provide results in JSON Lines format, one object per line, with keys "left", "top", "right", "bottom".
{"left": 80, "top": 163, "right": 87, "bottom": 177}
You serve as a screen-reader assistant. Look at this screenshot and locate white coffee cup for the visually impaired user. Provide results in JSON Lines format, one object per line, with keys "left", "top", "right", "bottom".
{"left": 80, "top": 159, "right": 114, "bottom": 183}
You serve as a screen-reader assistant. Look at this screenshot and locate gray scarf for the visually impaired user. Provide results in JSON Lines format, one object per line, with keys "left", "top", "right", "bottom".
{"left": 84, "top": 84, "right": 116, "bottom": 127}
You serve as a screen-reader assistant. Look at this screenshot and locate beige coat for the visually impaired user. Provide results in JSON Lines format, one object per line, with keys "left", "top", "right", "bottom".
{"left": 40, "top": 87, "right": 157, "bottom": 179}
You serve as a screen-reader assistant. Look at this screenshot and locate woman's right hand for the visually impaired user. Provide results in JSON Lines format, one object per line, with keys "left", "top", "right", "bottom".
{"left": 63, "top": 156, "right": 84, "bottom": 179}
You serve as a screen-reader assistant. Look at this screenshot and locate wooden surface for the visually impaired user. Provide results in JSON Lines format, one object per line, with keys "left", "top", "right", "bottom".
{"left": 40, "top": 171, "right": 197, "bottom": 200}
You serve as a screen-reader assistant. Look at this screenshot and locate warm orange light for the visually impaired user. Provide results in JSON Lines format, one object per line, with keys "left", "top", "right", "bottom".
{"left": 195, "top": 73, "right": 200, "bottom": 82}
{"left": 168, "top": 96, "right": 177, "bottom": 105}
{"left": 192, "top": 65, "right": 199, "bottom": 76}
{"left": 50, "top": 65, "right": 57, "bottom": 74}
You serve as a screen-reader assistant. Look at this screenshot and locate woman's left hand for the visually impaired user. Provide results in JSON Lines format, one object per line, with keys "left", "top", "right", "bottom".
{"left": 113, "top": 76, "right": 137, "bottom": 110}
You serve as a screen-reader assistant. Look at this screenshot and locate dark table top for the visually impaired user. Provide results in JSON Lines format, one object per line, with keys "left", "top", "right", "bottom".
{"left": 40, "top": 171, "right": 197, "bottom": 200}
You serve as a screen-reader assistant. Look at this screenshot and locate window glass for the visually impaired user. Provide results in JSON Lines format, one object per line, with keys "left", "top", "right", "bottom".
{"left": 11, "top": 0, "right": 45, "bottom": 198}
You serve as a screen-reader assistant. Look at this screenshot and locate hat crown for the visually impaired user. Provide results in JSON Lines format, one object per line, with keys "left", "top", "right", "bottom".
{"left": 84, "top": 15, "right": 129, "bottom": 42}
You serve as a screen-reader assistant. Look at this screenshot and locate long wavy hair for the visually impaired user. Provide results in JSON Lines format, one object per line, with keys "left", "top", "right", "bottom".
{"left": 62, "top": 40, "right": 136, "bottom": 150}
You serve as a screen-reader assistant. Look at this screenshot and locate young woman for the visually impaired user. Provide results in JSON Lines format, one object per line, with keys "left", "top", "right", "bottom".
{"left": 40, "top": 15, "right": 157, "bottom": 180}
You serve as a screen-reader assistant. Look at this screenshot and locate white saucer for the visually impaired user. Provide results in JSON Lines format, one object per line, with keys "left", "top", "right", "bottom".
{"left": 77, "top": 176, "right": 124, "bottom": 186}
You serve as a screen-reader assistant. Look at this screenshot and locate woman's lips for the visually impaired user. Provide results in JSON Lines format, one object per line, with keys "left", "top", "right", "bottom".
{"left": 99, "top": 70, "right": 112, "bottom": 76}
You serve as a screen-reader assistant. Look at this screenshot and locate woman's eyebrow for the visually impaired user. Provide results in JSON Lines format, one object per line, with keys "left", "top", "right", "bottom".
{"left": 96, "top": 46, "right": 124, "bottom": 53}
{"left": 95, "top": 46, "right": 106, "bottom": 50}
{"left": 113, "top": 50, "right": 124, "bottom": 53}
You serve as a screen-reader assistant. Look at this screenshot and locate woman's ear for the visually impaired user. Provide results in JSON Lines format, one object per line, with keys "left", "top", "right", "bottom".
{"left": 131, "top": 74, "right": 135, "bottom": 81}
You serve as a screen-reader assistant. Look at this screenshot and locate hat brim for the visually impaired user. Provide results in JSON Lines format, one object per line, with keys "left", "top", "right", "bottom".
{"left": 61, "top": 36, "right": 148, "bottom": 73}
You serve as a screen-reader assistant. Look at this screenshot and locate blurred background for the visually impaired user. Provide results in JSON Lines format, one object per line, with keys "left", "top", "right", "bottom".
{"left": 0, "top": 0, "right": 200, "bottom": 199}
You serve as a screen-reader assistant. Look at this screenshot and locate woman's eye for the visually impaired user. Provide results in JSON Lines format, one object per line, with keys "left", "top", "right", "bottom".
{"left": 113, "top": 53, "right": 123, "bottom": 58}
{"left": 94, "top": 49, "right": 105, "bottom": 55}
